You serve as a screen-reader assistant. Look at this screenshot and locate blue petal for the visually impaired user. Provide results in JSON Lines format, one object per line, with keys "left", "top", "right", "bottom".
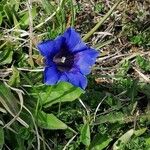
{"left": 63, "top": 27, "right": 87, "bottom": 53}
{"left": 74, "top": 48, "right": 99, "bottom": 75}
{"left": 66, "top": 71, "right": 87, "bottom": 89}
{"left": 59, "top": 74, "right": 68, "bottom": 82}
{"left": 37, "top": 36, "right": 65, "bottom": 57}
{"left": 44, "top": 57, "right": 54, "bottom": 67}
{"left": 44, "top": 66, "right": 60, "bottom": 85}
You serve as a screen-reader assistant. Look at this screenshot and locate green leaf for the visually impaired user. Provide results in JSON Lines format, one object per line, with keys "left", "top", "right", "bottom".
{"left": 19, "top": 7, "right": 36, "bottom": 26}
{"left": 90, "top": 134, "right": 112, "bottom": 150}
{"left": 145, "top": 137, "right": 150, "bottom": 146}
{"left": 134, "top": 128, "right": 147, "bottom": 137}
{"left": 0, "top": 82, "right": 19, "bottom": 114}
{"left": 0, "top": 48, "right": 13, "bottom": 65}
{"left": 18, "top": 127, "right": 31, "bottom": 140}
{"left": 37, "top": 111, "right": 67, "bottom": 130}
{"left": 113, "top": 129, "right": 134, "bottom": 150}
{"left": 80, "top": 123, "right": 91, "bottom": 146}
{"left": 0, "top": 4, "right": 4, "bottom": 12}
{"left": 41, "top": 0, "right": 55, "bottom": 14}
{"left": 9, "top": 67, "right": 20, "bottom": 87}
{"left": 40, "top": 82, "right": 84, "bottom": 108}
{"left": 0, "top": 82, "right": 28, "bottom": 127}
{"left": 0, "top": 127, "right": 4, "bottom": 149}
{"left": 131, "top": 35, "right": 143, "bottom": 45}
{"left": 96, "top": 111, "right": 126, "bottom": 124}
{"left": 13, "top": 13, "right": 20, "bottom": 29}
{"left": 136, "top": 55, "right": 150, "bottom": 72}
{"left": 4, "top": 3, "right": 13, "bottom": 24}
{"left": 9, "top": 0, "right": 20, "bottom": 11}
{"left": 117, "top": 60, "right": 131, "bottom": 76}
{"left": 0, "top": 12, "right": 2, "bottom": 26}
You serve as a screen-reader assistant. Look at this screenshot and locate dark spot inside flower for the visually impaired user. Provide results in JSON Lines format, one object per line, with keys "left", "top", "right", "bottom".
{"left": 53, "top": 49, "right": 74, "bottom": 72}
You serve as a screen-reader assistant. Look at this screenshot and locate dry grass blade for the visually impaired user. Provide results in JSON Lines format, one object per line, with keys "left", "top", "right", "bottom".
{"left": 3, "top": 82, "right": 25, "bottom": 128}
{"left": 0, "top": 96, "right": 28, "bottom": 128}
{"left": 34, "top": 0, "right": 65, "bottom": 29}
{"left": 83, "top": 0, "right": 122, "bottom": 41}
{"left": 78, "top": 98, "right": 90, "bottom": 117}
{"left": 62, "top": 134, "right": 77, "bottom": 150}
{"left": 22, "top": 105, "right": 41, "bottom": 150}
{"left": 93, "top": 95, "right": 107, "bottom": 121}
{"left": 133, "top": 67, "right": 150, "bottom": 83}
{"left": 27, "top": 0, "right": 34, "bottom": 67}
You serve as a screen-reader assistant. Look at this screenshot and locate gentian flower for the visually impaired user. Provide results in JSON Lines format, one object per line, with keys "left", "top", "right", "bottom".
{"left": 37, "top": 27, "right": 99, "bottom": 89}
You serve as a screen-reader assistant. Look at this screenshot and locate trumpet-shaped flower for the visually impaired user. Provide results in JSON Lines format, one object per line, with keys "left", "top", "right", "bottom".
{"left": 37, "top": 27, "right": 99, "bottom": 89}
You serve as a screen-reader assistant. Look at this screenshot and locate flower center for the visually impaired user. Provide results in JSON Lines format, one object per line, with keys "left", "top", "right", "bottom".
{"left": 53, "top": 51, "right": 74, "bottom": 72}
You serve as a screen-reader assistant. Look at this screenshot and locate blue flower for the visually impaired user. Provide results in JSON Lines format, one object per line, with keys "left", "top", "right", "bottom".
{"left": 37, "top": 27, "right": 99, "bottom": 89}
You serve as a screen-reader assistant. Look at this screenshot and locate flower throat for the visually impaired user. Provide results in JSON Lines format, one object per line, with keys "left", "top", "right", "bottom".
{"left": 53, "top": 50, "right": 74, "bottom": 72}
